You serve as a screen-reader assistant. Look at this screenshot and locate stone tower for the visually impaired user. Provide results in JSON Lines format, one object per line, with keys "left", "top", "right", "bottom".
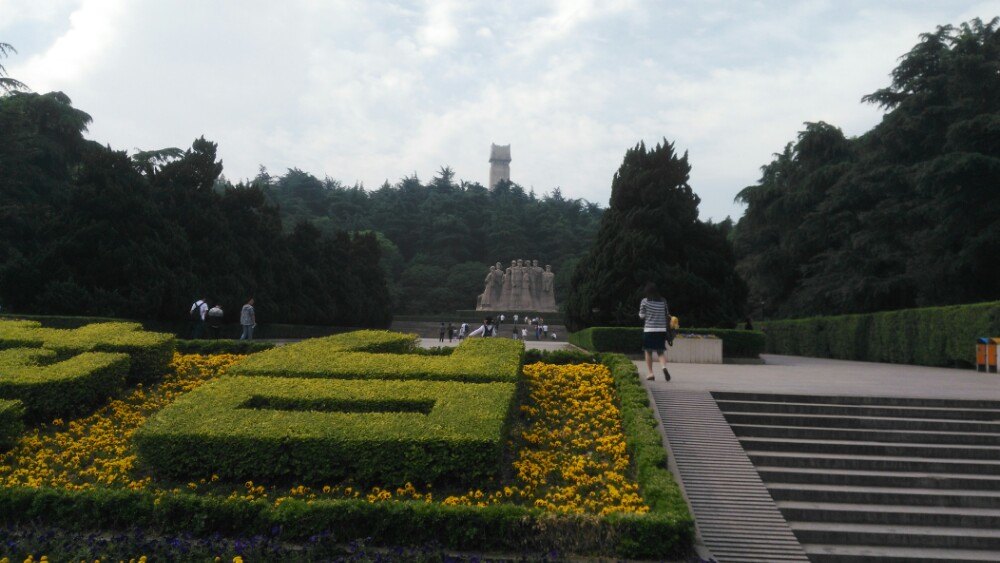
{"left": 489, "top": 143, "right": 511, "bottom": 188}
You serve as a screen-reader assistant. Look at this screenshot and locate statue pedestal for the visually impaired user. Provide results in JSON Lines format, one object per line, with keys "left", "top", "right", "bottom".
{"left": 667, "top": 336, "right": 723, "bottom": 364}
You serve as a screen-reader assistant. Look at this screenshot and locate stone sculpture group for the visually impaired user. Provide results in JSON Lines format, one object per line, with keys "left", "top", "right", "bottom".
{"left": 476, "top": 259, "right": 557, "bottom": 312}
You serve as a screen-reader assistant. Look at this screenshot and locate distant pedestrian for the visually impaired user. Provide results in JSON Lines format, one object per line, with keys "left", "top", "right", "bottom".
{"left": 467, "top": 316, "right": 496, "bottom": 338}
{"left": 512, "top": 326, "right": 519, "bottom": 340}
{"left": 639, "top": 282, "right": 670, "bottom": 382}
{"left": 513, "top": 314, "right": 518, "bottom": 324}
{"left": 240, "top": 298, "right": 256, "bottom": 340}
{"left": 447, "top": 323, "right": 455, "bottom": 342}
{"left": 550, "top": 332, "right": 557, "bottom": 340}
{"left": 543, "top": 324, "right": 549, "bottom": 338}
{"left": 535, "top": 325, "right": 541, "bottom": 340}
{"left": 189, "top": 297, "right": 208, "bottom": 339}
{"left": 499, "top": 314, "right": 505, "bottom": 328}
{"left": 439, "top": 322, "right": 445, "bottom": 342}
{"left": 521, "top": 327, "right": 528, "bottom": 340}
{"left": 207, "top": 304, "right": 224, "bottom": 339}
{"left": 459, "top": 322, "right": 468, "bottom": 340}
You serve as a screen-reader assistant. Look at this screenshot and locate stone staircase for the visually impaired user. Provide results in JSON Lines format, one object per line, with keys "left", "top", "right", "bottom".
{"left": 389, "top": 320, "right": 567, "bottom": 341}
{"left": 713, "top": 392, "right": 1000, "bottom": 562}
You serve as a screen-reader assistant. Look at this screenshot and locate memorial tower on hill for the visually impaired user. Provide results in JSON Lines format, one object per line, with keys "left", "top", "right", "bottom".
{"left": 489, "top": 143, "right": 511, "bottom": 188}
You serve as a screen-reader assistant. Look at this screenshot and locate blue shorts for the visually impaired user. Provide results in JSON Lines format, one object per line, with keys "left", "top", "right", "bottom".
{"left": 642, "top": 331, "right": 667, "bottom": 352}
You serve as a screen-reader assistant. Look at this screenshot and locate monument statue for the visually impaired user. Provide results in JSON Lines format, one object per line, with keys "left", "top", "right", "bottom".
{"left": 475, "top": 258, "right": 558, "bottom": 312}
{"left": 489, "top": 144, "right": 511, "bottom": 189}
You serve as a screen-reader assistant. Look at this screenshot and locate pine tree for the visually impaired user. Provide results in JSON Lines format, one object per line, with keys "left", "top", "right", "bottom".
{"left": 565, "top": 140, "right": 747, "bottom": 330}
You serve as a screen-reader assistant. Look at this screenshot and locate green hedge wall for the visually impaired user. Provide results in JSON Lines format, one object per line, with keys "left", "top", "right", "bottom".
{"left": 0, "top": 399, "right": 24, "bottom": 450}
{"left": 230, "top": 331, "right": 523, "bottom": 383}
{"left": 0, "top": 320, "right": 175, "bottom": 383}
{"left": 0, "top": 348, "right": 129, "bottom": 422}
{"left": 569, "top": 327, "right": 765, "bottom": 358}
{"left": 174, "top": 339, "right": 276, "bottom": 355}
{"left": 762, "top": 301, "right": 1000, "bottom": 367}
{"left": 135, "top": 376, "right": 516, "bottom": 486}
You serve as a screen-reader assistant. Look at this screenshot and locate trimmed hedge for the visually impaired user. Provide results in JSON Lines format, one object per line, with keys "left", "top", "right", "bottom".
{"left": 230, "top": 330, "right": 523, "bottom": 382}
{"left": 570, "top": 327, "right": 765, "bottom": 358}
{"left": 174, "top": 339, "right": 276, "bottom": 355}
{"left": 0, "top": 399, "right": 24, "bottom": 450}
{"left": 598, "top": 352, "right": 694, "bottom": 554}
{"left": 763, "top": 301, "right": 1000, "bottom": 367}
{"left": 136, "top": 376, "right": 516, "bottom": 485}
{"left": 0, "top": 320, "right": 175, "bottom": 383}
{"left": 0, "top": 486, "right": 688, "bottom": 557}
{"left": 0, "top": 347, "right": 129, "bottom": 422}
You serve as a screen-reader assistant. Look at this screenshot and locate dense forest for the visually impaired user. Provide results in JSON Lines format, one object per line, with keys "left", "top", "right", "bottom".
{"left": 734, "top": 18, "right": 1000, "bottom": 319}
{"left": 259, "top": 168, "right": 603, "bottom": 314}
{"left": 0, "top": 88, "right": 391, "bottom": 327}
{"left": 566, "top": 141, "right": 746, "bottom": 329}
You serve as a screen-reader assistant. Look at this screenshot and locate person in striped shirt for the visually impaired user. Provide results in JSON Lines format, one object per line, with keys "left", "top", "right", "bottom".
{"left": 639, "top": 282, "right": 671, "bottom": 381}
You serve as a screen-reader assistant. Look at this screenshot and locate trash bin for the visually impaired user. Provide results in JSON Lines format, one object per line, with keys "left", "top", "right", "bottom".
{"left": 977, "top": 337, "right": 998, "bottom": 373}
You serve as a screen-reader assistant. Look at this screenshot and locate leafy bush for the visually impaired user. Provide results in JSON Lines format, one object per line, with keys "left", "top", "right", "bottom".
{"left": 0, "top": 320, "right": 175, "bottom": 383}
{"left": 174, "top": 339, "right": 275, "bottom": 355}
{"left": 0, "top": 348, "right": 129, "bottom": 421}
{"left": 597, "top": 352, "right": 694, "bottom": 558}
{"left": 523, "top": 348, "right": 595, "bottom": 365}
{"left": 763, "top": 301, "right": 1000, "bottom": 367}
{"left": 570, "top": 327, "right": 765, "bottom": 358}
{"left": 0, "top": 400, "right": 24, "bottom": 450}
{"left": 136, "top": 376, "right": 516, "bottom": 485}
{"left": 230, "top": 330, "right": 523, "bottom": 382}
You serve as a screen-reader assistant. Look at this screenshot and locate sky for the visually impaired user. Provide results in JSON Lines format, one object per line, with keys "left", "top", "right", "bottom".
{"left": 2, "top": 1, "right": 998, "bottom": 221}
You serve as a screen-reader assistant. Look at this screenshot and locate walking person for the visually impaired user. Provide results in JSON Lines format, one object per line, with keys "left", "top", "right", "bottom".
{"left": 459, "top": 322, "right": 468, "bottom": 340}
{"left": 439, "top": 322, "right": 446, "bottom": 343}
{"left": 447, "top": 323, "right": 455, "bottom": 342}
{"left": 240, "top": 298, "right": 256, "bottom": 340}
{"left": 498, "top": 313, "right": 505, "bottom": 328}
{"left": 542, "top": 324, "right": 548, "bottom": 339}
{"left": 207, "top": 303, "right": 224, "bottom": 339}
{"left": 639, "top": 282, "right": 671, "bottom": 381}
{"left": 189, "top": 297, "right": 208, "bottom": 339}
{"left": 466, "top": 316, "right": 497, "bottom": 338}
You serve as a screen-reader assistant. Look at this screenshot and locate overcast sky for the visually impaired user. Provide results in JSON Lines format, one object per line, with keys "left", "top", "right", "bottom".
{"left": 3, "top": 1, "right": 997, "bottom": 220}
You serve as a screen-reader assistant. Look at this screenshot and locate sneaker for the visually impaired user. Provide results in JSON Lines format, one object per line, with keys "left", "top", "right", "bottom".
{"left": 646, "top": 374, "right": 655, "bottom": 381}
{"left": 662, "top": 367, "right": 671, "bottom": 381}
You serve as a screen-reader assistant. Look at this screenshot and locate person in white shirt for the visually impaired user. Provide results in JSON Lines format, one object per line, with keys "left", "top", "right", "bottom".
{"left": 189, "top": 298, "right": 208, "bottom": 339}
{"left": 207, "top": 304, "right": 224, "bottom": 339}
{"left": 466, "top": 316, "right": 496, "bottom": 338}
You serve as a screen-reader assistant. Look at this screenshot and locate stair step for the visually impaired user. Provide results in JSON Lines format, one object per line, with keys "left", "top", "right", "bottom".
{"left": 767, "top": 483, "right": 1000, "bottom": 508}
{"left": 717, "top": 399, "right": 1000, "bottom": 421}
{"left": 739, "top": 436, "right": 1000, "bottom": 459}
{"left": 747, "top": 451, "right": 1000, "bottom": 475}
{"left": 790, "top": 521, "right": 1000, "bottom": 549}
{"left": 757, "top": 466, "right": 1000, "bottom": 489}
{"left": 804, "top": 543, "right": 1000, "bottom": 563}
{"left": 724, "top": 412, "right": 1000, "bottom": 432}
{"left": 777, "top": 500, "right": 1000, "bottom": 527}
{"left": 733, "top": 423, "right": 1000, "bottom": 446}
{"left": 711, "top": 392, "right": 1000, "bottom": 410}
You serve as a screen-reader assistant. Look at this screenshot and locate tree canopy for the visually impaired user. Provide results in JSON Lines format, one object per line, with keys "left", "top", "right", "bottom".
{"left": 259, "top": 167, "right": 603, "bottom": 314}
{"left": 565, "top": 140, "right": 747, "bottom": 330}
{"left": 734, "top": 18, "right": 1000, "bottom": 318}
{"left": 0, "top": 90, "right": 391, "bottom": 327}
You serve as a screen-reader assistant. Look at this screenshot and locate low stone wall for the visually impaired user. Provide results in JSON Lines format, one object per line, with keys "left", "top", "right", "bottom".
{"left": 666, "top": 337, "right": 723, "bottom": 364}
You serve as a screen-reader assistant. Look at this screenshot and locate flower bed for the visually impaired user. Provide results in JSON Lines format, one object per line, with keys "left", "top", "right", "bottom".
{"left": 0, "top": 337, "right": 692, "bottom": 558}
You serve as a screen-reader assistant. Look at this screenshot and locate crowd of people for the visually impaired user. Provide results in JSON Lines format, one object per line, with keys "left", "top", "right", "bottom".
{"left": 439, "top": 313, "right": 556, "bottom": 343}
{"left": 189, "top": 297, "right": 257, "bottom": 340}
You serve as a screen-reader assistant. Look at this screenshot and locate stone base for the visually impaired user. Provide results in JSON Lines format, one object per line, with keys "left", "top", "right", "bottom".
{"left": 667, "top": 337, "right": 723, "bottom": 364}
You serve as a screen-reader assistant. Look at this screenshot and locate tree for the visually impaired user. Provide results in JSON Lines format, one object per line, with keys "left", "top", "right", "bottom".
{"left": 0, "top": 43, "right": 28, "bottom": 93}
{"left": 565, "top": 140, "right": 747, "bottom": 330}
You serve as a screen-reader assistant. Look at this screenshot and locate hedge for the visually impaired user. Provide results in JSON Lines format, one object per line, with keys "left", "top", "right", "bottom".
{"left": 174, "top": 339, "right": 276, "bottom": 355}
{"left": 135, "top": 376, "right": 516, "bottom": 485}
{"left": 230, "top": 330, "right": 523, "bottom": 383}
{"left": 0, "top": 348, "right": 129, "bottom": 422}
{"left": 0, "top": 320, "right": 175, "bottom": 383}
{"left": 570, "top": 327, "right": 765, "bottom": 358}
{"left": 0, "top": 399, "right": 24, "bottom": 450}
{"left": 598, "top": 353, "right": 694, "bottom": 543}
{"left": 762, "top": 301, "right": 1000, "bottom": 367}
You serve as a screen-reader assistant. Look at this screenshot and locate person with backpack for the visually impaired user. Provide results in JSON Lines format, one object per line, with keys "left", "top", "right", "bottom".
{"left": 466, "top": 316, "right": 496, "bottom": 338}
{"left": 639, "top": 282, "right": 671, "bottom": 382}
{"left": 189, "top": 297, "right": 208, "bottom": 339}
{"left": 240, "top": 298, "right": 256, "bottom": 340}
{"left": 207, "top": 304, "right": 224, "bottom": 339}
